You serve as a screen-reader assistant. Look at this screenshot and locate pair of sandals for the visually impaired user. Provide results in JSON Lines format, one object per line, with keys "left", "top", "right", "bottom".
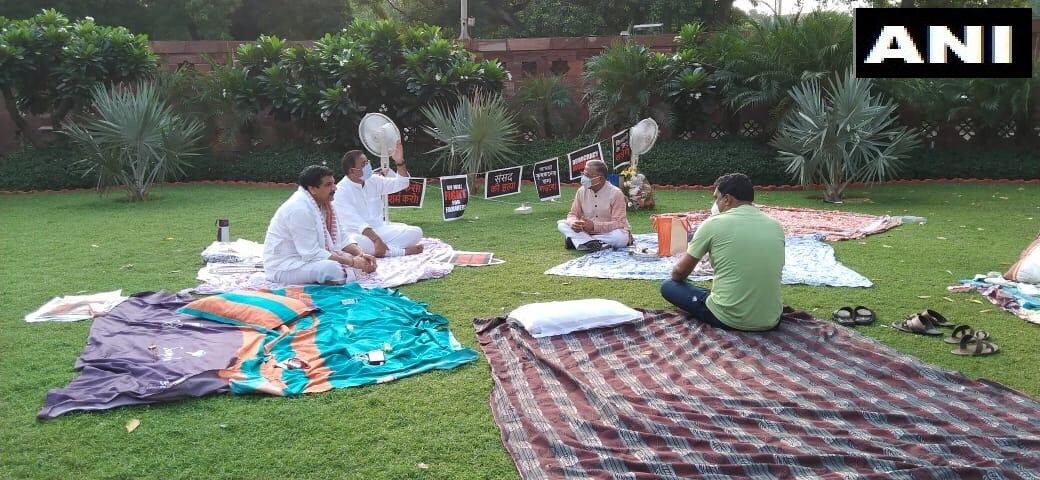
{"left": 832, "top": 306, "right": 875, "bottom": 326}
{"left": 892, "top": 310, "right": 1000, "bottom": 356}
{"left": 891, "top": 309, "right": 952, "bottom": 335}
{"left": 943, "top": 325, "right": 1000, "bottom": 356}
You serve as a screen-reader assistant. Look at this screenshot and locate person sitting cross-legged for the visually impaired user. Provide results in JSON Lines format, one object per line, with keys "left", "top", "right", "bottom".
{"left": 661, "top": 173, "right": 784, "bottom": 331}
{"left": 334, "top": 141, "right": 424, "bottom": 258}
{"left": 556, "top": 159, "right": 632, "bottom": 252}
{"left": 263, "top": 165, "right": 376, "bottom": 285}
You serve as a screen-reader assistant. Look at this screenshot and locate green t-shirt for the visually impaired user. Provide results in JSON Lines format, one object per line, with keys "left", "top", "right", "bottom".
{"left": 687, "top": 204, "right": 784, "bottom": 331}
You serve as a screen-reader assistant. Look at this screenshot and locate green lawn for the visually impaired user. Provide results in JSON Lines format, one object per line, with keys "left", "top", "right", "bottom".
{"left": 2, "top": 182, "right": 1039, "bottom": 479}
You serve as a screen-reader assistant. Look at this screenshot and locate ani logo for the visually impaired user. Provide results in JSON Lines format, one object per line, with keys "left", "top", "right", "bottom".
{"left": 855, "top": 8, "right": 1031, "bottom": 78}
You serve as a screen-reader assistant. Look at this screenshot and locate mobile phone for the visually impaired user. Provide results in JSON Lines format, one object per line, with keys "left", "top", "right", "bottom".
{"left": 366, "top": 350, "right": 385, "bottom": 365}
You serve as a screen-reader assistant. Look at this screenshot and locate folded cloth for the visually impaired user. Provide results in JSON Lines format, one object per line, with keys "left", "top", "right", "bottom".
{"left": 25, "top": 290, "right": 128, "bottom": 322}
{"left": 201, "top": 239, "right": 264, "bottom": 264}
{"left": 508, "top": 299, "right": 642, "bottom": 338}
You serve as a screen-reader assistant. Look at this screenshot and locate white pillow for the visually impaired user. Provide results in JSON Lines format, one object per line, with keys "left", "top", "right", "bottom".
{"left": 507, "top": 299, "right": 642, "bottom": 338}
{"left": 1006, "top": 232, "right": 1040, "bottom": 285}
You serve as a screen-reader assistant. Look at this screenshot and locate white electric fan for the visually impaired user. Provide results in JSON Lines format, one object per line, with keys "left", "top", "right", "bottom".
{"left": 629, "top": 117, "right": 659, "bottom": 171}
{"left": 358, "top": 113, "right": 402, "bottom": 221}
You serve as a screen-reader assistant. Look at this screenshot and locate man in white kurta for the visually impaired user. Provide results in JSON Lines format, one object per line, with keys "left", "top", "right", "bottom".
{"left": 557, "top": 160, "right": 632, "bottom": 252}
{"left": 263, "top": 165, "right": 376, "bottom": 285}
{"left": 334, "top": 142, "right": 424, "bottom": 257}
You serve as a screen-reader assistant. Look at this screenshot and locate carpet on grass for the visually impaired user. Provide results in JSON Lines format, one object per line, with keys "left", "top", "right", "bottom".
{"left": 476, "top": 308, "right": 1040, "bottom": 479}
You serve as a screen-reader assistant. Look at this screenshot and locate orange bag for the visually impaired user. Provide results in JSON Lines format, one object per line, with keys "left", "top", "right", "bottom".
{"left": 652, "top": 215, "right": 691, "bottom": 257}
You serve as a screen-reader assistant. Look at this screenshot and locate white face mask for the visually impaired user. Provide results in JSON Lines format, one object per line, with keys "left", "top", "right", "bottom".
{"left": 710, "top": 201, "right": 721, "bottom": 216}
{"left": 361, "top": 164, "right": 373, "bottom": 180}
{"left": 579, "top": 175, "right": 593, "bottom": 189}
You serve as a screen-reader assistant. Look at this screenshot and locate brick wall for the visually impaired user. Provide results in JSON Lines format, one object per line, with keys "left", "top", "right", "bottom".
{"left": 464, "top": 34, "right": 676, "bottom": 94}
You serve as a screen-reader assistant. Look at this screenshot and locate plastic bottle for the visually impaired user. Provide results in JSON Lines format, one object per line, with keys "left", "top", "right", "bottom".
{"left": 900, "top": 215, "right": 927, "bottom": 224}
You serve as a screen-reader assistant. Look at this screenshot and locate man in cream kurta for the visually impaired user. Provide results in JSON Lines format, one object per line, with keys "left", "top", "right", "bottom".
{"left": 334, "top": 142, "right": 424, "bottom": 257}
{"left": 263, "top": 165, "right": 376, "bottom": 285}
{"left": 557, "top": 159, "right": 632, "bottom": 252}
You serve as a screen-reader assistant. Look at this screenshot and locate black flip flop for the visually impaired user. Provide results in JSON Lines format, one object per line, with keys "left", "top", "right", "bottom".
{"left": 853, "top": 306, "right": 876, "bottom": 325}
{"left": 832, "top": 307, "right": 855, "bottom": 326}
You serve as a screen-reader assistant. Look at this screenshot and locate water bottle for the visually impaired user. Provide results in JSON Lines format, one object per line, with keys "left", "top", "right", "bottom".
{"left": 216, "top": 218, "right": 230, "bottom": 242}
{"left": 900, "top": 215, "right": 927, "bottom": 224}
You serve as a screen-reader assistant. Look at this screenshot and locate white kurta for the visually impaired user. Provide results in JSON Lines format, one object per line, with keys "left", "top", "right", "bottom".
{"left": 333, "top": 171, "right": 411, "bottom": 232}
{"left": 263, "top": 189, "right": 352, "bottom": 275}
{"left": 334, "top": 171, "right": 423, "bottom": 255}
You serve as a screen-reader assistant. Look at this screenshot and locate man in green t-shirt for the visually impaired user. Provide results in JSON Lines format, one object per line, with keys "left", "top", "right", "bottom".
{"left": 661, "top": 173, "right": 784, "bottom": 331}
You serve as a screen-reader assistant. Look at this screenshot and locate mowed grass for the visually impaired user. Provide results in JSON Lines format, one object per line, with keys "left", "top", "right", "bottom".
{"left": 1, "top": 181, "right": 1039, "bottom": 479}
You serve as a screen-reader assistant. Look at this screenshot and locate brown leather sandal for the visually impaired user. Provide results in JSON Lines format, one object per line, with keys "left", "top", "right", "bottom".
{"left": 921, "top": 309, "right": 953, "bottom": 328}
{"left": 891, "top": 313, "right": 942, "bottom": 336}
{"left": 951, "top": 334, "right": 1000, "bottom": 356}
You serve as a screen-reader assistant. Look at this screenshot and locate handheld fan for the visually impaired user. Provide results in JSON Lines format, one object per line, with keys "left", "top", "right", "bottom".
{"left": 358, "top": 113, "right": 402, "bottom": 221}
{"left": 629, "top": 118, "right": 659, "bottom": 171}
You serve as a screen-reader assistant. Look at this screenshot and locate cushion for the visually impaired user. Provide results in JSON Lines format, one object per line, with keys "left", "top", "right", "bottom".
{"left": 178, "top": 290, "right": 317, "bottom": 330}
{"left": 1005, "top": 232, "right": 1040, "bottom": 285}
{"left": 507, "top": 299, "right": 642, "bottom": 338}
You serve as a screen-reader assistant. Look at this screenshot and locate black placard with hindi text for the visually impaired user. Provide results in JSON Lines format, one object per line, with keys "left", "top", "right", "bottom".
{"left": 388, "top": 178, "right": 426, "bottom": 208}
{"left": 612, "top": 129, "right": 631, "bottom": 170}
{"left": 532, "top": 157, "right": 561, "bottom": 201}
{"left": 484, "top": 166, "right": 523, "bottom": 199}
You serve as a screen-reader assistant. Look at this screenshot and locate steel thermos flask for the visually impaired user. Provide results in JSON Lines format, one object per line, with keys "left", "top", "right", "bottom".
{"left": 216, "top": 218, "right": 230, "bottom": 242}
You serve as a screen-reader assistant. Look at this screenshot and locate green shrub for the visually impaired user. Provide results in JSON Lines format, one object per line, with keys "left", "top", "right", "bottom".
{"left": 222, "top": 20, "right": 506, "bottom": 147}
{"left": 184, "top": 144, "right": 341, "bottom": 182}
{"left": 0, "top": 9, "right": 158, "bottom": 144}
{"left": 0, "top": 143, "right": 95, "bottom": 191}
{"left": 4, "top": 139, "right": 1039, "bottom": 192}
{"left": 899, "top": 144, "right": 1040, "bottom": 180}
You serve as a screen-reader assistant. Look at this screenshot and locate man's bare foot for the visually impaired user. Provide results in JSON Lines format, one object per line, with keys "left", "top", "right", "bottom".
{"left": 404, "top": 244, "right": 424, "bottom": 255}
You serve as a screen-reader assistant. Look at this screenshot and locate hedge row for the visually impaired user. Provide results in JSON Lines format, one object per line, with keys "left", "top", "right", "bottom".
{"left": 2, "top": 138, "right": 1038, "bottom": 192}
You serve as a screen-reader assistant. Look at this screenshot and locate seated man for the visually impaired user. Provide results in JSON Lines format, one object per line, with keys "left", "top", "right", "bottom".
{"left": 557, "top": 160, "right": 632, "bottom": 252}
{"left": 334, "top": 141, "right": 424, "bottom": 257}
{"left": 661, "top": 173, "right": 784, "bottom": 331}
{"left": 263, "top": 165, "right": 377, "bottom": 285}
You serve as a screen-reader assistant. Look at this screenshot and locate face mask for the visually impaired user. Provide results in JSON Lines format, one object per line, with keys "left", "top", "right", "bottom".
{"left": 710, "top": 201, "right": 721, "bottom": 216}
{"left": 579, "top": 175, "right": 594, "bottom": 189}
{"left": 361, "top": 164, "right": 373, "bottom": 180}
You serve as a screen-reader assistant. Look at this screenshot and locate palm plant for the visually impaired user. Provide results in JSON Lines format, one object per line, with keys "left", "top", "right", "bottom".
{"left": 510, "top": 75, "right": 577, "bottom": 139}
{"left": 771, "top": 70, "right": 921, "bottom": 204}
{"left": 63, "top": 81, "right": 205, "bottom": 202}
{"left": 710, "top": 11, "right": 853, "bottom": 132}
{"left": 583, "top": 41, "right": 671, "bottom": 134}
{"left": 422, "top": 90, "right": 518, "bottom": 185}
{"left": 946, "top": 76, "right": 1038, "bottom": 139}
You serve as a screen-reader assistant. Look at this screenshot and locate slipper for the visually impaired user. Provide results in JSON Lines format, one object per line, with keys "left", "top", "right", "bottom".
{"left": 943, "top": 326, "right": 990, "bottom": 345}
{"left": 852, "top": 306, "right": 875, "bottom": 325}
{"left": 951, "top": 335, "right": 1000, "bottom": 356}
{"left": 891, "top": 313, "right": 942, "bottom": 336}
{"left": 921, "top": 309, "right": 953, "bottom": 327}
{"left": 832, "top": 307, "right": 855, "bottom": 326}
{"left": 943, "top": 325, "right": 975, "bottom": 344}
